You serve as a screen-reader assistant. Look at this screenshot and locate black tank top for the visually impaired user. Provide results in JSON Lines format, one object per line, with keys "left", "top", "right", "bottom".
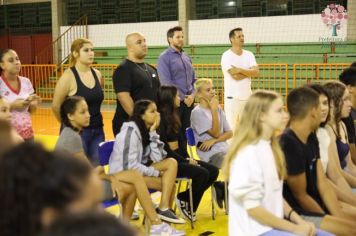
{"left": 71, "top": 67, "right": 104, "bottom": 128}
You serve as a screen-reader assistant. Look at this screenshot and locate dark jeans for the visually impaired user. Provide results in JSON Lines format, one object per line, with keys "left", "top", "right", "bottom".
{"left": 179, "top": 101, "right": 194, "bottom": 146}
{"left": 176, "top": 160, "right": 219, "bottom": 212}
{"left": 80, "top": 127, "right": 105, "bottom": 167}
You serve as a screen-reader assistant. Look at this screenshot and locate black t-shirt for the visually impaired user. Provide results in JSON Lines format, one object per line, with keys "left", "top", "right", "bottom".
{"left": 342, "top": 108, "right": 356, "bottom": 144}
{"left": 112, "top": 59, "right": 161, "bottom": 135}
{"left": 280, "top": 128, "right": 327, "bottom": 215}
{"left": 158, "top": 118, "right": 188, "bottom": 163}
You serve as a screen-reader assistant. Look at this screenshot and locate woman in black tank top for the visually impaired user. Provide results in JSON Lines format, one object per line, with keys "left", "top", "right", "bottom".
{"left": 52, "top": 39, "right": 104, "bottom": 166}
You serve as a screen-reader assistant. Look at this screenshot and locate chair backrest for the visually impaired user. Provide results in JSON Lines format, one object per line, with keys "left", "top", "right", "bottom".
{"left": 185, "top": 127, "right": 200, "bottom": 160}
{"left": 98, "top": 140, "right": 115, "bottom": 173}
{"left": 185, "top": 127, "right": 196, "bottom": 146}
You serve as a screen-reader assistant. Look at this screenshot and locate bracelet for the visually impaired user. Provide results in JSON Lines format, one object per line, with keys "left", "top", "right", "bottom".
{"left": 287, "top": 209, "right": 294, "bottom": 220}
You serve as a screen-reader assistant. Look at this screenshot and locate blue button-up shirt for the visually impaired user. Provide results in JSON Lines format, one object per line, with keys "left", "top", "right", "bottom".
{"left": 157, "top": 47, "right": 196, "bottom": 101}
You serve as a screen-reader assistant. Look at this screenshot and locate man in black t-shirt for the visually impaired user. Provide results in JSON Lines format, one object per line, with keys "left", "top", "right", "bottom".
{"left": 280, "top": 87, "right": 356, "bottom": 235}
{"left": 281, "top": 130, "right": 326, "bottom": 215}
{"left": 112, "top": 32, "right": 161, "bottom": 136}
{"left": 339, "top": 67, "right": 356, "bottom": 164}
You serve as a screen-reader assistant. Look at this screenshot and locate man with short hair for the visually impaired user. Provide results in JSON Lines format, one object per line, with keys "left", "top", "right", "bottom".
{"left": 112, "top": 32, "right": 161, "bottom": 136}
{"left": 339, "top": 67, "right": 356, "bottom": 164}
{"left": 191, "top": 78, "right": 233, "bottom": 208}
{"left": 280, "top": 86, "right": 356, "bottom": 235}
{"left": 157, "top": 26, "right": 195, "bottom": 144}
{"left": 221, "top": 27, "right": 259, "bottom": 132}
{"left": 191, "top": 78, "right": 232, "bottom": 168}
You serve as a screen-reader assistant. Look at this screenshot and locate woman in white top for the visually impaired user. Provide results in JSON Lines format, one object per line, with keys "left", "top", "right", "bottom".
{"left": 222, "top": 90, "right": 333, "bottom": 236}
{"left": 0, "top": 49, "right": 40, "bottom": 141}
{"left": 309, "top": 84, "right": 356, "bottom": 206}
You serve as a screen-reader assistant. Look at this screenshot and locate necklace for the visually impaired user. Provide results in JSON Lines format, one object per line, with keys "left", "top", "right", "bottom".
{"left": 135, "top": 62, "right": 148, "bottom": 72}
{"left": 134, "top": 62, "right": 153, "bottom": 88}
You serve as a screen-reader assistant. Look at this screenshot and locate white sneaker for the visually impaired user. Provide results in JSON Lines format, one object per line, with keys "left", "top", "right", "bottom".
{"left": 150, "top": 222, "right": 185, "bottom": 236}
{"left": 130, "top": 209, "right": 139, "bottom": 220}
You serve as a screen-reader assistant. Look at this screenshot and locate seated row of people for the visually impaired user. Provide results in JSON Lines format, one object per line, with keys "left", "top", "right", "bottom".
{"left": 52, "top": 79, "right": 231, "bottom": 233}
{"left": 225, "top": 79, "right": 356, "bottom": 235}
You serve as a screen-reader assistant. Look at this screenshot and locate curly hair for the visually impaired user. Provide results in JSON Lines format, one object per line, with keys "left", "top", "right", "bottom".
{"left": 157, "top": 85, "right": 181, "bottom": 135}
{"left": 0, "top": 142, "right": 92, "bottom": 236}
{"left": 323, "top": 81, "right": 347, "bottom": 137}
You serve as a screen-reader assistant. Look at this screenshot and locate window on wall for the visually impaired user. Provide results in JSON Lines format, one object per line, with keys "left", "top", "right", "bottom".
{"left": 194, "top": 0, "right": 347, "bottom": 19}
{"left": 65, "top": 0, "right": 178, "bottom": 25}
{"left": 0, "top": 6, "right": 5, "bottom": 31}
{"left": 266, "top": 0, "right": 288, "bottom": 16}
{"left": 0, "top": 2, "right": 51, "bottom": 34}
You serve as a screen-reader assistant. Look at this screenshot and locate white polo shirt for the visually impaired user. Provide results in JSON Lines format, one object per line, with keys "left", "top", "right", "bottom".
{"left": 221, "top": 49, "right": 257, "bottom": 100}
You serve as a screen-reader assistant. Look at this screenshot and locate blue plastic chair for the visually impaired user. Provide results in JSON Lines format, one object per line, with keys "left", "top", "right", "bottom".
{"left": 98, "top": 141, "right": 120, "bottom": 209}
{"left": 99, "top": 141, "right": 153, "bottom": 235}
{"left": 185, "top": 127, "right": 229, "bottom": 218}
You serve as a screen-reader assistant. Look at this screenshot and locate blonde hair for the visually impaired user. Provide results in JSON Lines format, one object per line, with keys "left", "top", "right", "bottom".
{"left": 222, "top": 90, "right": 287, "bottom": 180}
{"left": 194, "top": 78, "right": 213, "bottom": 92}
{"left": 69, "top": 38, "right": 93, "bottom": 67}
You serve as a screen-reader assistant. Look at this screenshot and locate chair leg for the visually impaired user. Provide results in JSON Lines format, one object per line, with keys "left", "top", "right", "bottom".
{"left": 187, "top": 180, "right": 194, "bottom": 229}
{"left": 224, "top": 181, "right": 229, "bottom": 215}
{"left": 143, "top": 214, "right": 149, "bottom": 236}
{"left": 211, "top": 186, "right": 216, "bottom": 220}
{"left": 174, "top": 180, "right": 183, "bottom": 213}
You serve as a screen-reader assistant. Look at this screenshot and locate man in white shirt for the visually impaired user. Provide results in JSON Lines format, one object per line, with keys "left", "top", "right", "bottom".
{"left": 221, "top": 28, "right": 259, "bottom": 133}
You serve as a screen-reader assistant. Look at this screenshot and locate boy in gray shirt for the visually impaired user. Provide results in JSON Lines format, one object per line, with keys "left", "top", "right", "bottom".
{"left": 191, "top": 79, "right": 232, "bottom": 168}
{"left": 191, "top": 78, "right": 233, "bottom": 208}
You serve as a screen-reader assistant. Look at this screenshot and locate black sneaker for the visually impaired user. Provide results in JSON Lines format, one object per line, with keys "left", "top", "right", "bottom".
{"left": 175, "top": 197, "right": 196, "bottom": 222}
{"left": 213, "top": 182, "right": 224, "bottom": 209}
{"left": 156, "top": 208, "right": 186, "bottom": 224}
{"left": 181, "top": 207, "right": 197, "bottom": 222}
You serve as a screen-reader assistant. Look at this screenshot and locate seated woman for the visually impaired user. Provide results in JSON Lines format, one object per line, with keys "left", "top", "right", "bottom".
{"left": 55, "top": 96, "right": 181, "bottom": 235}
{"left": 157, "top": 85, "right": 219, "bottom": 220}
{"left": 309, "top": 84, "right": 356, "bottom": 205}
{"left": 108, "top": 99, "right": 185, "bottom": 227}
{"left": 222, "top": 90, "right": 333, "bottom": 236}
{"left": 324, "top": 81, "right": 356, "bottom": 177}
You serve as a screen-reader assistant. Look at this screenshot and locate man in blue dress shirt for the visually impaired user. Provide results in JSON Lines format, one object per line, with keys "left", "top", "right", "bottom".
{"left": 157, "top": 26, "right": 196, "bottom": 144}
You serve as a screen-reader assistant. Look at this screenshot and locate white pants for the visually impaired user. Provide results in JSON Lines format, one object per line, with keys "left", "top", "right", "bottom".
{"left": 224, "top": 97, "right": 247, "bottom": 134}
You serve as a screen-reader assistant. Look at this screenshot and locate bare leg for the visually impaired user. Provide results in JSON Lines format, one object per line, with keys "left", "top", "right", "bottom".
{"left": 150, "top": 158, "right": 178, "bottom": 209}
{"left": 339, "top": 201, "right": 356, "bottom": 221}
{"left": 320, "top": 214, "right": 356, "bottom": 236}
{"left": 112, "top": 170, "right": 161, "bottom": 225}
{"left": 143, "top": 176, "right": 176, "bottom": 208}
{"left": 118, "top": 182, "right": 136, "bottom": 220}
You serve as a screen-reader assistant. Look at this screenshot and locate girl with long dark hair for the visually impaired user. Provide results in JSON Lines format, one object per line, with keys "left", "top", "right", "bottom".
{"left": 109, "top": 99, "right": 185, "bottom": 235}
{"left": 56, "top": 96, "right": 180, "bottom": 236}
{"left": 157, "top": 85, "right": 219, "bottom": 221}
